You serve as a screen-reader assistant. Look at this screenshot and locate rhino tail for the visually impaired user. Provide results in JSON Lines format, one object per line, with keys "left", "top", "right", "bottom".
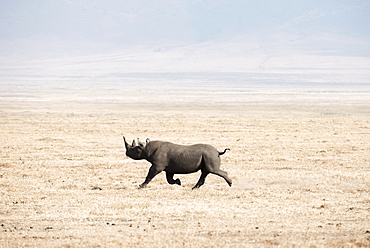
{"left": 218, "top": 148, "right": 230, "bottom": 156}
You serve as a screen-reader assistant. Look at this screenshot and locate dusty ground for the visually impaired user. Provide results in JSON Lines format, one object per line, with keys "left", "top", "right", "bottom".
{"left": 1, "top": 101, "right": 370, "bottom": 247}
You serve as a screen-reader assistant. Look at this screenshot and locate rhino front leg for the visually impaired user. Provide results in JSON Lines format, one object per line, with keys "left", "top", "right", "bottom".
{"left": 166, "top": 172, "right": 181, "bottom": 186}
{"left": 139, "top": 165, "right": 162, "bottom": 188}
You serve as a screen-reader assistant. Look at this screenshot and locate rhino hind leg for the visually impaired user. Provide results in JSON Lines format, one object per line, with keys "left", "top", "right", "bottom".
{"left": 203, "top": 155, "right": 232, "bottom": 187}
{"left": 166, "top": 172, "right": 181, "bottom": 186}
{"left": 192, "top": 171, "right": 209, "bottom": 189}
{"left": 211, "top": 169, "right": 232, "bottom": 187}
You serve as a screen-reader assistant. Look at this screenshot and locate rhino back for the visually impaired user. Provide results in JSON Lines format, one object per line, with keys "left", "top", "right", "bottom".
{"left": 166, "top": 143, "right": 218, "bottom": 174}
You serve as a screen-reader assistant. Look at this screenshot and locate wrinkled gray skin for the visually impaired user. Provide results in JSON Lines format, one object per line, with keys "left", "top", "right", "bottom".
{"left": 123, "top": 136, "right": 232, "bottom": 189}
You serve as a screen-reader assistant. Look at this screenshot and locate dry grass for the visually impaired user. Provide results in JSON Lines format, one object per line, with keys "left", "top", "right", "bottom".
{"left": 1, "top": 105, "right": 370, "bottom": 247}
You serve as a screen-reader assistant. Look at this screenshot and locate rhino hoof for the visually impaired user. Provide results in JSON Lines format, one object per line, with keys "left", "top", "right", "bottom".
{"left": 175, "top": 179, "right": 181, "bottom": 186}
{"left": 138, "top": 183, "right": 147, "bottom": 189}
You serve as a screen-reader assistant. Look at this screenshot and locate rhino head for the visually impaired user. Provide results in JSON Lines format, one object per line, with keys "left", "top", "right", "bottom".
{"left": 123, "top": 136, "right": 147, "bottom": 160}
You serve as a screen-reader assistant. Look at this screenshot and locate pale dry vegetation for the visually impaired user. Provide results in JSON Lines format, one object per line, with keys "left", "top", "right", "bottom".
{"left": 1, "top": 105, "right": 370, "bottom": 247}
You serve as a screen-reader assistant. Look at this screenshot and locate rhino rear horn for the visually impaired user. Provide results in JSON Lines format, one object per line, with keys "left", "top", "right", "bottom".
{"left": 132, "top": 138, "right": 139, "bottom": 147}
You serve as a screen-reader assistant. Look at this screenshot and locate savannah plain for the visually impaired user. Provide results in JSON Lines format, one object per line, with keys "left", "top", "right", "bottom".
{"left": 1, "top": 81, "right": 370, "bottom": 247}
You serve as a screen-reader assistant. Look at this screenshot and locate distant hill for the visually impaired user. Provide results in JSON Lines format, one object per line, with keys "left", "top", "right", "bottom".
{"left": 0, "top": 0, "right": 369, "bottom": 83}
{"left": 1, "top": 0, "right": 369, "bottom": 56}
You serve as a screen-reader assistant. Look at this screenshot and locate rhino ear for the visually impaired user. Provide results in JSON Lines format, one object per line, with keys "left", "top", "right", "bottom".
{"left": 146, "top": 138, "right": 150, "bottom": 145}
{"left": 138, "top": 138, "right": 146, "bottom": 148}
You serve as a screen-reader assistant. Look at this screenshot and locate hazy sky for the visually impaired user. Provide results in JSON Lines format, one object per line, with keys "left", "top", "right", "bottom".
{"left": 1, "top": 0, "right": 369, "bottom": 57}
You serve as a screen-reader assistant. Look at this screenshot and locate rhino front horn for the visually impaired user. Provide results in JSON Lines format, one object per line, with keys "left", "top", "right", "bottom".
{"left": 123, "top": 136, "right": 130, "bottom": 149}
